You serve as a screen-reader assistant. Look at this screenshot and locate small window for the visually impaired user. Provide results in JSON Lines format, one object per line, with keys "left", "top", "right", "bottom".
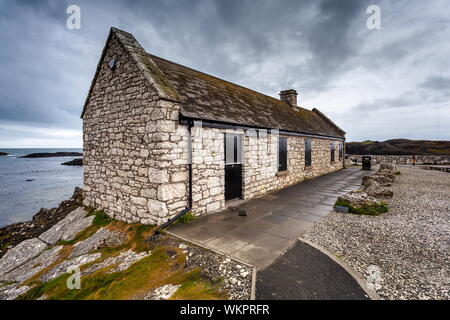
{"left": 330, "top": 142, "right": 335, "bottom": 163}
{"left": 305, "top": 139, "right": 312, "bottom": 167}
{"left": 278, "top": 137, "right": 287, "bottom": 172}
{"left": 225, "top": 133, "right": 242, "bottom": 164}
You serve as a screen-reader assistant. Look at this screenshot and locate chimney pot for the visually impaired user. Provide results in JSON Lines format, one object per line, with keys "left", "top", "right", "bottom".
{"left": 279, "top": 89, "right": 298, "bottom": 107}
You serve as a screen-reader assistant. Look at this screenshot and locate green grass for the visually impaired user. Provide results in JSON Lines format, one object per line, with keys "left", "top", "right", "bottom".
{"left": 88, "top": 210, "right": 114, "bottom": 228}
{"left": 174, "top": 212, "right": 195, "bottom": 224}
{"left": 394, "top": 171, "right": 401, "bottom": 175}
{"left": 335, "top": 199, "right": 388, "bottom": 216}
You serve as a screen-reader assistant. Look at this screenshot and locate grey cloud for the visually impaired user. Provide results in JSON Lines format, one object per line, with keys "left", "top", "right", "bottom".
{"left": 421, "top": 76, "right": 450, "bottom": 91}
{"left": 0, "top": 0, "right": 449, "bottom": 145}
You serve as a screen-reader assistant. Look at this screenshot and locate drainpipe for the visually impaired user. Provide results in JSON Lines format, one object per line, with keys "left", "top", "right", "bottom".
{"left": 154, "top": 121, "right": 193, "bottom": 232}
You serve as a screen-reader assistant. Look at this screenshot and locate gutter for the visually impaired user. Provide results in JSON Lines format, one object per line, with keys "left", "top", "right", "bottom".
{"left": 180, "top": 116, "right": 345, "bottom": 141}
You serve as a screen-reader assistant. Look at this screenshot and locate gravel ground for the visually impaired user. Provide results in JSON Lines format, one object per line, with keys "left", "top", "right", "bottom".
{"left": 304, "top": 166, "right": 450, "bottom": 300}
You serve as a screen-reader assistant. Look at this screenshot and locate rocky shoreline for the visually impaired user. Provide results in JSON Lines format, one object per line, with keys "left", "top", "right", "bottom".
{"left": 61, "top": 158, "right": 83, "bottom": 166}
{"left": 0, "top": 187, "right": 83, "bottom": 258}
{"left": 0, "top": 189, "right": 252, "bottom": 300}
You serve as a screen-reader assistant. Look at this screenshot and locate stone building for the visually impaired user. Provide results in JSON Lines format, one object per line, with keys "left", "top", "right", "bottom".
{"left": 81, "top": 27, "right": 346, "bottom": 225}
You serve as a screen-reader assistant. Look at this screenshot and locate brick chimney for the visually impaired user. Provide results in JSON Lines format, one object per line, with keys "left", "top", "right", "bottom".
{"left": 279, "top": 89, "right": 298, "bottom": 107}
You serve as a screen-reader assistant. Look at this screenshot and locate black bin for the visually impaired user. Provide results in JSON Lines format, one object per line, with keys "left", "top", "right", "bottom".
{"left": 362, "top": 156, "right": 371, "bottom": 170}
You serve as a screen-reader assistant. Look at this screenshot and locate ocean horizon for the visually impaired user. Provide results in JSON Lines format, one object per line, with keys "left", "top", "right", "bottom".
{"left": 0, "top": 148, "right": 83, "bottom": 228}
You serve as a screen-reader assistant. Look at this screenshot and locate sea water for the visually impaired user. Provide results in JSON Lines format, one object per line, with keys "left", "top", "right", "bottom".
{"left": 0, "top": 148, "right": 83, "bottom": 227}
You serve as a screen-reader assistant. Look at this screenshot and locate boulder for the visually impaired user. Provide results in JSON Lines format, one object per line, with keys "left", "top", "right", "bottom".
{"left": 362, "top": 171, "right": 395, "bottom": 198}
{"left": 0, "top": 238, "right": 48, "bottom": 278}
{"left": 379, "top": 163, "right": 397, "bottom": 171}
{"left": 39, "top": 207, "right": 94, "bottom": 245}
{"left": 337, "top": 190, "right": 380, "bottom": 209}
{"left": 69, "top": 228, "right": 126, "bottom": 259}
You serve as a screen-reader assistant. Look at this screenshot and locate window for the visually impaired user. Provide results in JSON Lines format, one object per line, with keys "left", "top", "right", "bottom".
{"left": 305, "top": 139, "right": 312, "bottom": 167}
{"left": 330, "top": 142, "right": 335, "bottom": 163}
{"left": 225, "top": 133, "right": 242, "bottom": 164}
{"left": 278, "top": 137, "right": 287, "bottom": 172}
{"left": 339, "top": 142, "right": 343, "bottom": 160}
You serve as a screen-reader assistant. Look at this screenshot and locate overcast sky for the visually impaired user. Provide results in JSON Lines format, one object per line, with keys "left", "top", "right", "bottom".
{"left": 0, "top": 0, "right": 449, "bottom": 147}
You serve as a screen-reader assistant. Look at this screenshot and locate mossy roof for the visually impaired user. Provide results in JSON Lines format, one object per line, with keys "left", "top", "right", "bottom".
{"left": 149, "top": 54, "right": 345, "bottom": 138}
{"left": 82, "top": 28, "right": 345, "bottom": 138}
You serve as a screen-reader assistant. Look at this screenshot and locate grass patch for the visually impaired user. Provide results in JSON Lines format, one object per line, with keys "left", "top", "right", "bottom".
{"left": 174, "top": 212, "right": 196, "bottom": 225}
{"left": 170, "top": 270, "right": 225, "bottom": 300}
{"left": 394, "top": 171, "right": 401, "bottom": 175}
{"left": 335, "top": 199, "right": 388, "bottom": 216}
{"left": 88, "top": 210, "right": 114, "bottom": 228}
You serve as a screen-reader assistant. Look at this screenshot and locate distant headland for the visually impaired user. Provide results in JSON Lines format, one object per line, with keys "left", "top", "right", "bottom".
{"left": 19, "top": 152, "right": 83, "bottom": 158}
{"left": 346, "top": 139, "right": 450, "bottom": 155}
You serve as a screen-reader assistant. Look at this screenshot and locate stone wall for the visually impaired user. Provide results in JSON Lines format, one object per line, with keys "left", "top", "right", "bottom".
{"left": 190, "top": 126, "right": 226, "bottom": 216}
{"left": 243, "top": 133, "right": 343, "bottom": 199}
{"left": 82, "top": 31, "right": 189, "bottom": 225}
{"left": 347, "top": 154, "right": 450, "bottom": 165}
{"left": 189, "top": 127, "right": 344, "bottom": 216}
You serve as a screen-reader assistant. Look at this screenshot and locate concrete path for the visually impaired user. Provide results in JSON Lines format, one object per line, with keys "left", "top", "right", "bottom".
{"left": 256, "top": 241, "right": 370, "bottom": 300}
{"left": 168, "top": 168, "right": 369, "bottom": 269}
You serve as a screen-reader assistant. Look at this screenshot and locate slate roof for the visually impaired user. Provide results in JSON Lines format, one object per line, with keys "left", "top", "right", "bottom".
{"left": 82, "top": 28, "right": 345, "bottom": 139}
{"left": 150, "top": 54, "right": 345, "bottom": 138}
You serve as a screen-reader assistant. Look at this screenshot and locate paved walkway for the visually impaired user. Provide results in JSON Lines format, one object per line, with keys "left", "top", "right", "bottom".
{"left": 168, "top": 168, "right": 368, "bottom": 269}
{"left": 256, "top": 241, "right": 370, "bottom": 300}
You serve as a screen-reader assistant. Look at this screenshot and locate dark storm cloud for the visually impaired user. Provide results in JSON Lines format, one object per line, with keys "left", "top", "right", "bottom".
{"left": 421, "top": 76, "right": 450, "bottom": 91}
{"left": 0, "top": 0, "right": 449, "bottom": 146}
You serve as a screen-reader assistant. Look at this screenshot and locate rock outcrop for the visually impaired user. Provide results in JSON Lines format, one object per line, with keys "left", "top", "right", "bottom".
{"left": 0, "top": 246, "right": 63, "bottom": 283}
{"left": 69, "top": 228, "right": 126, "bottom": 259}
{"left": 20, "top": 152, "right": 82, "bottom": 158}
{"left": 39, "top": 207, "right": 94, "bottom": 245}
{"left": 0, "top": 238, "right": 48, "bottom": 278}
{"left": 61, "top": 158, "right": 83, "bottom": 166}
{"left": 41, "top": 253, "right": 102, "bottom": 283}
{"left": 0, "top": 187, "right": 83, "bottom": 258}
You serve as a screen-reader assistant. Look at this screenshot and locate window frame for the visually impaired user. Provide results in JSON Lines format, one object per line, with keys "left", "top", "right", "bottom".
{"left": 330, "top": 142, "right": 335, "bottom": 163}
{"left": 278, "top": 137, "right": 288, "bottom": 172}
{"left": 305, "top": 139, "right": 312, "bottom": 167}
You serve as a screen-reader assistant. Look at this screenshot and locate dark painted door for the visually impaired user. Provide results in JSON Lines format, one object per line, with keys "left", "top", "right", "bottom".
{"left": 224, "top": 133, "right": 242, "bottom": 201}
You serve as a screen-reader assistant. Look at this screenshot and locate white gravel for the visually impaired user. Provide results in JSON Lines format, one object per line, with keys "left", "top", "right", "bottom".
{"left": 304, "top": 166, "right": 450, "bottom": 300}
